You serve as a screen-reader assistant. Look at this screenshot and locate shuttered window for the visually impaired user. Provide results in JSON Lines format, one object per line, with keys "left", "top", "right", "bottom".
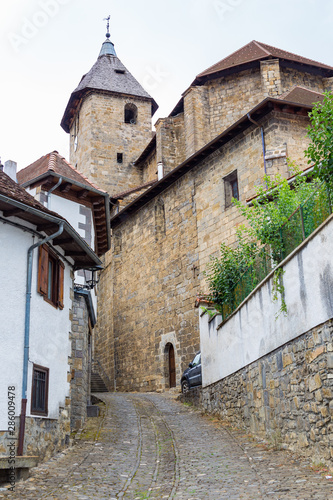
{"left": 37, "top": 244, "right": 65, "bottom": 309}
{"left": 31, "top": 365, "right": 49, "bottom": 416}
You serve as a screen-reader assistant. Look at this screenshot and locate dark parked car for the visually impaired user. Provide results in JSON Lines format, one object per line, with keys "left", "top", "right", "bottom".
{"left": 181, "top": 352, "right": 202, "bottom": 393}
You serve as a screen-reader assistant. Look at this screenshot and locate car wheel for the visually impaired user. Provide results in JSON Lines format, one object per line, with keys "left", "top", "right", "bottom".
{"left": 181, "top": 380, "right": 190, "bottom": 394}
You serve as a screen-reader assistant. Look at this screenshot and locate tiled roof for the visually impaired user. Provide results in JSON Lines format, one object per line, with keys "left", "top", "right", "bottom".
{"left": 196, "top": 40, "right": 333, "bottom": 80}
{"left": 0, "top": 170, "right": 103, "bottom": 268}
{"left": 61, "top": 51, "right": 158, "bottom": 133}
{"left": 17, "top": 151, "right": 104, "bottom": 192}
{"left": 16, "top": 151, "right": 110, "bottom": 256}
{"left": 0, "top": 169, "right": 63, "bottom": 218}
{"left": 278, "top": 86, "right": 324, "bottom": 106}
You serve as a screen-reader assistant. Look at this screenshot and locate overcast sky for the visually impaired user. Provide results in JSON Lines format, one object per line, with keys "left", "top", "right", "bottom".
{"left": 1, "top": 0, "right": 333, "bottom": 170}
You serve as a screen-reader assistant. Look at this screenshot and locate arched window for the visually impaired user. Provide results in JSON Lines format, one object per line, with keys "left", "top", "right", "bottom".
{"left": 124, "top": 103, "right": 138, "bottom": 124}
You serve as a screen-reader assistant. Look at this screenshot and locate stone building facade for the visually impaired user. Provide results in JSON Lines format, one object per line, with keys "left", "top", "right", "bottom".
{"left": 61, "top": 39, "right": 333, "bottom": 392}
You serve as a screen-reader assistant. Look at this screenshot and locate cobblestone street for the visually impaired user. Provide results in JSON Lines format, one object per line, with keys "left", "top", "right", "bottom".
{"left": 1, "top": 393, "right": 332, "bottom": 499}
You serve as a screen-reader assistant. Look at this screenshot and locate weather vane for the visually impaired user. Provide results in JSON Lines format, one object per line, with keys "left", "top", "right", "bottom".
{"left": 103, "top": 15, "right": 111, "bottom": 38}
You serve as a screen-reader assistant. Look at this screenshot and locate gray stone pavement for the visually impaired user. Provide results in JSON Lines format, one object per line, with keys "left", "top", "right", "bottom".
{"left": 1, "top": 392, "right": 332, "bottom": 499}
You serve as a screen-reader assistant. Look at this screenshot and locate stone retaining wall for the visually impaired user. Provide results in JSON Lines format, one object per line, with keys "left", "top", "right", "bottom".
{"left": 192, "top": 320, "right": 333, "bottom": 468}
{"left": 0, "top": 404, "right": 70, "bottom": 462}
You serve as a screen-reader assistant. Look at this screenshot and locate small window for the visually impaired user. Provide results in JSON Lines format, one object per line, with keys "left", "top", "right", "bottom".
{"left": 117, "top": 153, "right": 123, "bottom": 164}
{"left": 224, "top": 170, "right": 239, "bottom": 208}
{"left": 124, "top": 103, "right": 137, "bottom": 124}
{"left": 115, "top": 69, "right": 125, "bottom": 74}
{"left": 38, "top": 244, "right": 64, "bottom": 309}
{"left": 31, "top": 364, "right": 49, "bottom": 416}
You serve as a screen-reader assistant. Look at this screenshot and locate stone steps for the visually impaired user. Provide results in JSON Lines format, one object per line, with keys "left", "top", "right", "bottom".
{"left": 91, "top": 372, "right": 108, "bottom": 392}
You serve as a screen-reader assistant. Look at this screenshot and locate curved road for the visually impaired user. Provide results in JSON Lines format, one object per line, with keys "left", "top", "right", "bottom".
{"left": 2, "top": 392, "right": 332, "bottom": 499}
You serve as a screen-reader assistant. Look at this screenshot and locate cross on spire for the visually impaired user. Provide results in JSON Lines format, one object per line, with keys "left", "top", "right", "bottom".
{"left": 103, "top": 15, "right": 111, "bottom": 39}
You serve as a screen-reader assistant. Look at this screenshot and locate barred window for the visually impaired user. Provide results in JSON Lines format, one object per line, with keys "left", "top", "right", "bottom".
{"left": 31, "top": 365, "right": 49, "bottom": 416}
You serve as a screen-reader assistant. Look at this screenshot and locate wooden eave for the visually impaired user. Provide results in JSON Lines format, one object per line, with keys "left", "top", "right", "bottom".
{"left": 0, "top": 197, "right": 102, "bottom": 270}
{"left": 22, "top": 173, "right": 110, "bottom": 256}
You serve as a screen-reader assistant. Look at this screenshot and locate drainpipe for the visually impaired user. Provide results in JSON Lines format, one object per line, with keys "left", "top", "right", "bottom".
{"left": 47, "top": 177, "right": 62, "bottom": 210}
{"left": 247, "top": 113, "right": 267, "bottom": 177}
{"left": 17, "top": 222, "right": 64, "bottom": 456}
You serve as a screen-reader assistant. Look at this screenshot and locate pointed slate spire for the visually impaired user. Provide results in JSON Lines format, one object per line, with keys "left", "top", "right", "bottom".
{"left": 61, "top": 20, "right": 158, "bottom": 133}
{"left": 99, "top": 15, "right": 117, "bottom": 57}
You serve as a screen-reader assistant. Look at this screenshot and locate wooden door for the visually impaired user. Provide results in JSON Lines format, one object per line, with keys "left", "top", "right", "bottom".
{"left": 169, "top": 344, "right": 176, "bottom": 388}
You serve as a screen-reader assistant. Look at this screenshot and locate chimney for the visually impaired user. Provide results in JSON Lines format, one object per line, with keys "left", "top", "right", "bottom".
{"left": 4, "top": 160, "right": 17, "bottom": 182}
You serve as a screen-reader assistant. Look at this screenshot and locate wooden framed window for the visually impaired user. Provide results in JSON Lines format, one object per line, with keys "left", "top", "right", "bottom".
{"left": 31, "top": 364, "right": 49, "bottom": 416}
{"left": 38, "top": 244, "right": 64, "bottom": 309}
{"left": 224, "top": 170, "right": 239, "bottom": 208}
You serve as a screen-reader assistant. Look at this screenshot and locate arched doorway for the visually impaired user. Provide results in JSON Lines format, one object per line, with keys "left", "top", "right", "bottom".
{"left": 168, "top": 344, "right": 176, "bottom": 388}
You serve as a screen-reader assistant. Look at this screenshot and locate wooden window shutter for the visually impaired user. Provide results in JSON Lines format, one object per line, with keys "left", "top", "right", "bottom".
{"left": 38, "top": 245, "right": 49, "bottom": 296}
{"left": 58, "top": 261, "right": 65, "bottom": 310}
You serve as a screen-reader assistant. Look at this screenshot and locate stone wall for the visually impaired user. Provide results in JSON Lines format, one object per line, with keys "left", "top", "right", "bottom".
{"left": 260, "top": 59, "right": 282, "bottom": 97}
{"left": 0, "top": 405, "right": 70, "bottom": 462}
{"left": 205, "top": 69, "right": 264, "bottom": 141}
{"left": 96, "top": 107, "right": 315, "bottom": 392}
{"left": 94, "top": 250, "right": 114, "bottom": 391}
{"left": 155, "top": 114, "right": 186, "bottom": 175}
{"left": 142, "top": 149, "right": 157, "bottom": 184}
{"left": 158, "top": 63, "right": 325, "bottom": 163}
{"left": 184, "top": 86, "right": 210, "bottom": 158}
{"left": 200, "top": 320, "right": 333, "bottom": 468}
{"left": 69, "top": 91, "right": 153, "bottom": 196}
{"left": 195, "top": 111, "right": 310, "bottom": 286}
{"left": 101, "top": 175, "right": 201, "bottom": 392}
{"left": 70, "top": 292, "right": 91, "bottom": 430}
{"left": 280, "top": 67, "right": 325, "bottom": 94}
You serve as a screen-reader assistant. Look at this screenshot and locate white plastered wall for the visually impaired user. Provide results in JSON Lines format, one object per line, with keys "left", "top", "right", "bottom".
{"left": 0, "top": 216, "right": 72, "bottom": 429}
{"left": 200, "top": 214, "right": 333, "bottom": 387}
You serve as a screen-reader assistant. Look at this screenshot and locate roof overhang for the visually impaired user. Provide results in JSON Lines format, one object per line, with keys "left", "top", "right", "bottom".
{"left": 0, "top": 194, "right": 103, "bottom": 270}
{"left": 21, "top": 171, "right": 111, "bottom": 256}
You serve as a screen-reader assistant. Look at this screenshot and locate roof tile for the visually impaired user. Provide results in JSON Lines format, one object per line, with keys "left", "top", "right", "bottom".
{"left": 0, "top": 169, "right": 63, "bottom": 218}
{"left": 17, "top": 151, "right": 105, "bottom": 192}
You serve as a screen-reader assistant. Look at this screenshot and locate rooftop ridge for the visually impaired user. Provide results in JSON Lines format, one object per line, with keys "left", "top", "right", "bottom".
{"left": 253, "top": 40, "right": 271, "bottom": 56}
{"left": 48, "top": 151, "right": 57, "bottom": 172}
{"left": 196, "top": 40, "right": 333, "bottom": 80}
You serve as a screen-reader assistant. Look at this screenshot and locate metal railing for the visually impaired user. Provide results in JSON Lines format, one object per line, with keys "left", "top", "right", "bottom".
{"left": 220, "top": 182, "right": 332, "bottom": 321}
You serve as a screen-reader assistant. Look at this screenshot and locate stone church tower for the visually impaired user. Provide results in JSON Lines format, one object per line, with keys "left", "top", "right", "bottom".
{"left": 61, "top": 27, "right": 158, "bottom": 196}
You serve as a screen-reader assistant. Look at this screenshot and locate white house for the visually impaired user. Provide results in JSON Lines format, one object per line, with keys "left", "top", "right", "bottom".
{"left": 16, "top": 151, "right": 111, "bottom": 430}
{"left": 0, "top": 165, "right": 105, "bottom": 477}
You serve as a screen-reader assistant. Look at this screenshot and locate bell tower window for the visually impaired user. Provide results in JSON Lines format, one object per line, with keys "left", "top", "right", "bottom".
{"left": 124, "top": 103, "right": 138, "bottom": 124}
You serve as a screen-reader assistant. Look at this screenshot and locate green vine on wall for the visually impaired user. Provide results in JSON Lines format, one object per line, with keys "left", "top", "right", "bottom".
{"left": 272, "top": 267, "right": 287, "bottom": 318}
{"left": 204, "top": 92, "right": 333, "bottom": 319}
